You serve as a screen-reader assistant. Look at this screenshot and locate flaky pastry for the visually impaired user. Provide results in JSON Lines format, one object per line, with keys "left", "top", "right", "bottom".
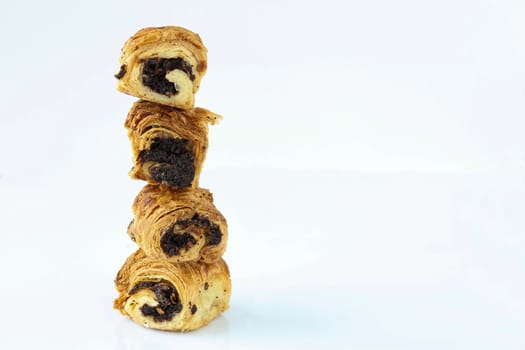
{"left": 114, "top": 249, "right": 231, "bottom": 331}
{"left": 128, "top": 184, "right": 228, "bottom": 263}
{"left": 115, "top": 26, "right": 208, "bottom": 109}
{"left": 124, "top": 100, "right": 220, "bottom": 188}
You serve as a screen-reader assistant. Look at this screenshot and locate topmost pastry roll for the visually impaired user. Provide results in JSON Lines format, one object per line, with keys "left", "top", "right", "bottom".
{"left": 115, "top": 26, "right": 208, "bottom": 109}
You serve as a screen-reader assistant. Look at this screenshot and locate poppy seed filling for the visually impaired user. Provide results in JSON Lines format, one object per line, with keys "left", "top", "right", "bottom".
{"left": 141, "top": 57, "right": 195, "bottom": 96}
{"left": 160, "top": 231, "right": 197, "bottom": 257}
{"left": 138, "top": 137, "right": 195, "bottom": 188}
{"left": 114, "top": 64, "right": 126, "bottom": 79}
{"left": 160, "top": 213, "right": 223, "bottom": 257}
{"left": 129, "top": 281, "right": 182, "bottom": 322}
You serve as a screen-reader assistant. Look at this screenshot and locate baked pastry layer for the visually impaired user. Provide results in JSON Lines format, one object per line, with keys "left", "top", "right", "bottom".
{"left": 114, "top": 249, "right": 231, "bottom": 331}
{"left": 125, "top": 100, "right": 220, "bottom": 188}
{"left": 128, "top": 184, "right": 228, "bottom": 263}
{"left": 115, "top": 26, "right": 208, "bottom": 109}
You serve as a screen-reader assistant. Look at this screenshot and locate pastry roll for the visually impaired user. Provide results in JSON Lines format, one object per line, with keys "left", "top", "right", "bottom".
{"left": 128, "top": 184, "right": 228, "bottom": 263}
{"left": 115, "top": 26, "right": 208, "bottom": 109}
{"left": 125, "top": 100, "right": 220, "bottom": 188}
{"left": 114, "top": 249, "right": 231, "bottom": 331}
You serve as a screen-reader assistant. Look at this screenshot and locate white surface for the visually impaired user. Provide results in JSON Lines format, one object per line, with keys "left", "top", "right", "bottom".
{"left": 1, "top": 0, "right": 524, "bottom": 349}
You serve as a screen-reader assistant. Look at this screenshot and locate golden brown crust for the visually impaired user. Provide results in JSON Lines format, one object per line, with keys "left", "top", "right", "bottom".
{"left": 114, "top": 26, "right": 231, "bottom": 333}
{"left": 125, "top": 100, "right": 221, "bottom": 188}
{"left": 114, "top": 249, "right": 231, "bottom": 331}
{"left": 128, "top": 184, "right": 228, "bottom": 263}
{"left": 115, "top": 26, "right": 208, "bottom": 109}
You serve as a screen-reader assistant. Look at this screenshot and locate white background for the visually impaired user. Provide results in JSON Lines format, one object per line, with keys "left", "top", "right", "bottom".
{"left": 1, "top": 0, "right": 524, "bottom": 349}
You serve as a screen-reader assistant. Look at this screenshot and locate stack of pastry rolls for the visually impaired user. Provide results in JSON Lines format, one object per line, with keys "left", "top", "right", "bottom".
{"left": 113, "top": 26, "right": 231, "bottom": 332}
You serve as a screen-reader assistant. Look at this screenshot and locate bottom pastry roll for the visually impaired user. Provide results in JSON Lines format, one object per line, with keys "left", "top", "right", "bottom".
{"left": 114, "top": 249, "right": 231, "bottom": 331}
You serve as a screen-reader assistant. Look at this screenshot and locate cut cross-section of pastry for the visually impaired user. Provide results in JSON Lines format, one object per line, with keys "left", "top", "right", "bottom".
{"left": 128, "top": 184, "right": 228, "bottom": 263}
{"left": 114, "top": 249, "right": 231, "bottom": 331}
{"left": 125, "top": 100, "right": 221, "bottom": 188}
{"left": 115, "top": 26, "right": 208, "bottom": 109}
